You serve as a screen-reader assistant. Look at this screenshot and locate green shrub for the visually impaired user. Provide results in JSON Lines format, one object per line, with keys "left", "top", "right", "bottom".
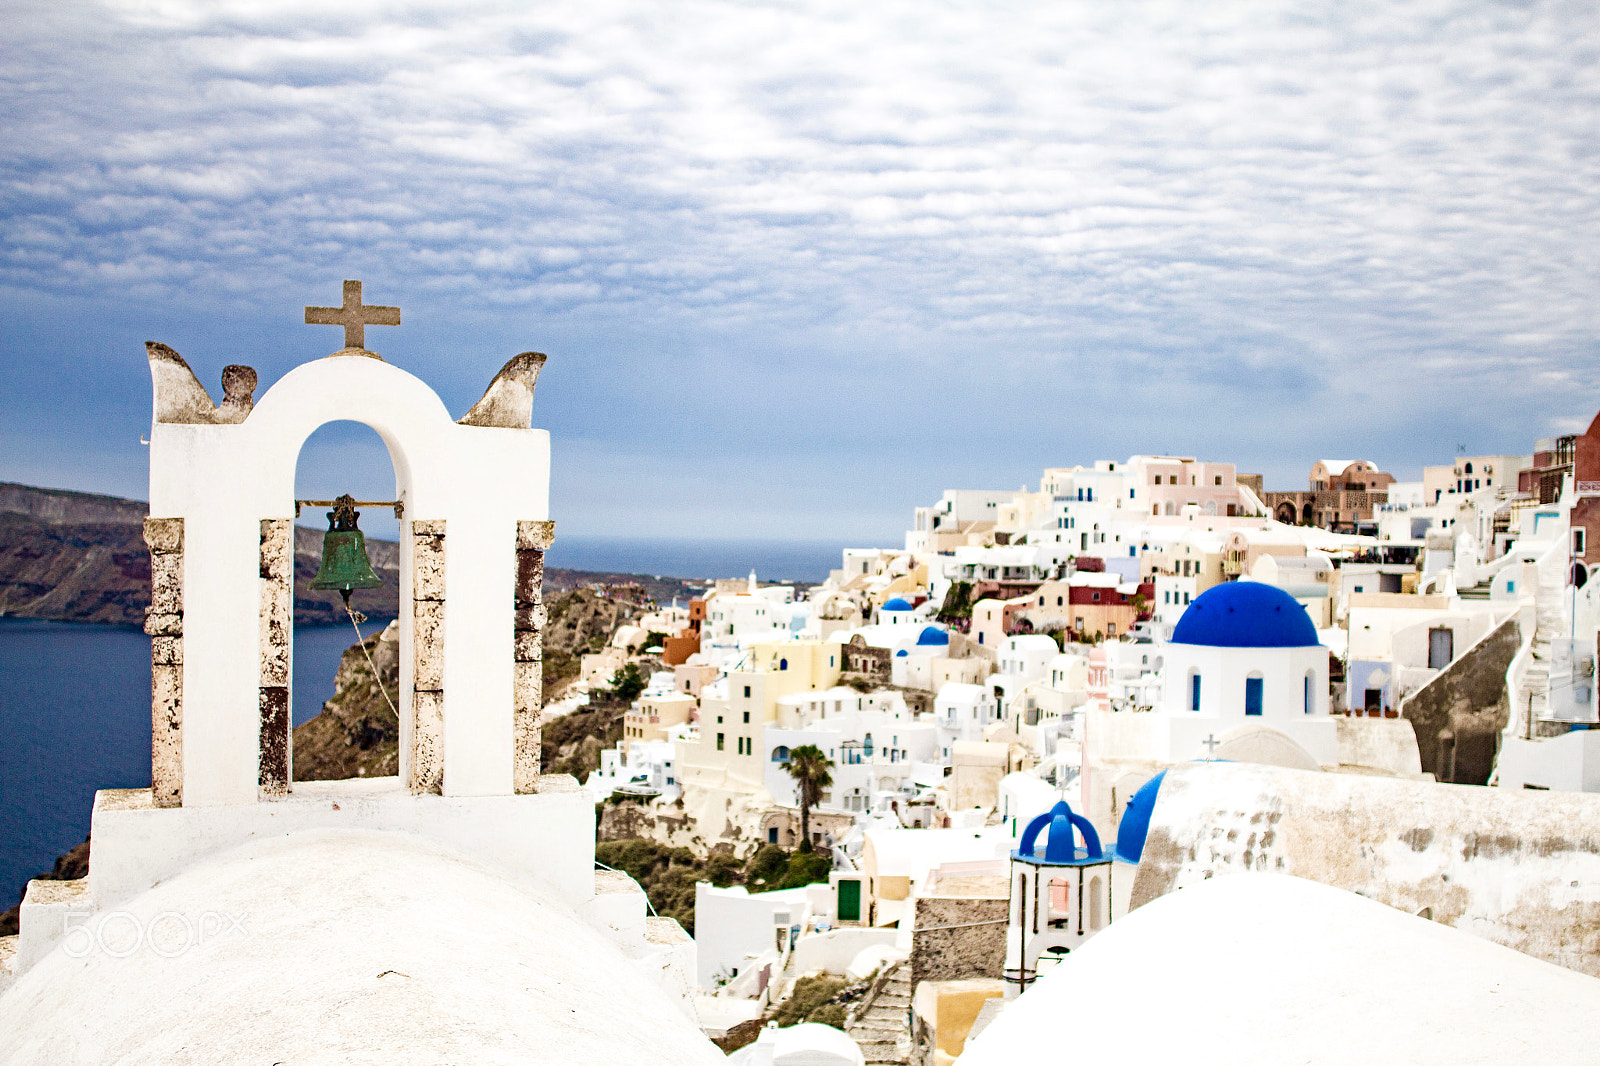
{"left": 770, "top": 975, "right": 848, "bottom": 1028}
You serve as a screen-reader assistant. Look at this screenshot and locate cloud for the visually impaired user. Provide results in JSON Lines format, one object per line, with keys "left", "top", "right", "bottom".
{"left": 2, "top": 0, "right": 1599, "bottom": 534}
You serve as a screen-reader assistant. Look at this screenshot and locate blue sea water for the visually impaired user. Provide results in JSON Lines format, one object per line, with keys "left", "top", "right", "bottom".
{"left": 0, "top": 619, "right": 374, "bottom": 907}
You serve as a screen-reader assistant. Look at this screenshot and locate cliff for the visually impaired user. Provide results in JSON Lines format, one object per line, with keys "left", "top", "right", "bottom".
{"left": 0, "top": 482, "right": 702, "bottom": 626}
{"left": 292, "top": 623, "right": 401, "bottom": 781}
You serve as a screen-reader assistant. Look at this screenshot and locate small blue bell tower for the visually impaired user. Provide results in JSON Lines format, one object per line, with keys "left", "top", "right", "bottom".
{"left": 1003, "top": 799, "right": 1114, "bottom": 995}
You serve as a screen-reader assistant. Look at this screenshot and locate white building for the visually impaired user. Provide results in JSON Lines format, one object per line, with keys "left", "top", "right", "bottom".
{"left": 1156, "top": 580, "right": 1336, "bottom": 766}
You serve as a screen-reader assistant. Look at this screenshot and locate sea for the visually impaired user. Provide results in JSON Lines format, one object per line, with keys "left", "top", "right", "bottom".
{"left": 0, "top": 618, "right": 375, "bottom": 908}
{"left": 0, "top": 537, "right": 864, "bottom": 907}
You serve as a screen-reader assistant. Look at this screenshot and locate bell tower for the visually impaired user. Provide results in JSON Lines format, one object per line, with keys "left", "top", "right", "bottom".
{"left": 140, "top": 281, "right": 553, "bottom": 806}
{"left": 1003, "top": 799, "right": 1114, "bottom": 996}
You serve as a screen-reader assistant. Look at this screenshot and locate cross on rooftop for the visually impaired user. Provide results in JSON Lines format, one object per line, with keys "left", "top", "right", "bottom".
{"left": 1201, "top": 733, "right": 1220, "bottom": 759}
{"left": 305, "top": 280, "right": 401, "bottom": 350}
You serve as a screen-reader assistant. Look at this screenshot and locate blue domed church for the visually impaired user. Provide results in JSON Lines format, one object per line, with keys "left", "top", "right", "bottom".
{"left": 1156, "top": 581, "right": 1337, "bottom": 766}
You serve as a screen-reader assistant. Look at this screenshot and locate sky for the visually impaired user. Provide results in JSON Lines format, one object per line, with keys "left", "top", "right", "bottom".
{"left": 2, "top": 0, "right": 1597, "bottom": 547}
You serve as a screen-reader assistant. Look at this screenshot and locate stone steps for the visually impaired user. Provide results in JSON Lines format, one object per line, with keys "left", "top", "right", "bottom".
{"left": 847, "top": 961, "right": 912, "bottom": 1065}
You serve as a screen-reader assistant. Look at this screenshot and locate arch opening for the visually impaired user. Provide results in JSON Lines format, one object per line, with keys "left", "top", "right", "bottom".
{"left": 289, "top": 420, "right": 407, "bottom": 785}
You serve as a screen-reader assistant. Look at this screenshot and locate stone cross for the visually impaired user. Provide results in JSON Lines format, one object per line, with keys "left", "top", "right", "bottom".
{"left": 305, "top": 280, "right": 401, "bottom": 350}
{"left": 1201, "top": 733, "right": 1220, "bottom": 759}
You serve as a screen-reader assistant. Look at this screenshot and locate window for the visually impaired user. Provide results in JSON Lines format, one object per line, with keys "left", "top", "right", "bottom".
{"left": 1576, "top": 529, "right": 1587, "bottom": 556}
{"left": 1245, "top": 676, "right": 1263, "bottom": 716}
{"left": 1190, "top": 672, "right": 1201, "bottom": 711}
{"left": 1214, "top": 476, "right": 1222, "bottom": 486}
{"left": 743, "top": 710, "right": 750, "bottom": 724}
{"left": 743, "top": 685, "right": 751, "bottom": 698}
{"left": 1057, "top": 596, "right": 1064, "bottom": 606}
{"left": 716, "top": 733, "right": 725, "bottom": 751}
{"left": 1304, "top": 672, "right": 1314, "bottom": 714}
{"left": 779, "top": 658, "right": 788, "bottom": 671}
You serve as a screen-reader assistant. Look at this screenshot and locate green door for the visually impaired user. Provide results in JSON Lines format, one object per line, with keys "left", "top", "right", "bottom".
{"left": 838, "top": 879, "right": 861, "bottom": 922}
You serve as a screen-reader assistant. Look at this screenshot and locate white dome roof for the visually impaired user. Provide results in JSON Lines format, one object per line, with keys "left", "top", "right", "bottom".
{"left": 958, "top": 874, "right": 1600, "bottom": 1065}
{"left": 0, "top": 829, "right": 722, "bottom": 1066}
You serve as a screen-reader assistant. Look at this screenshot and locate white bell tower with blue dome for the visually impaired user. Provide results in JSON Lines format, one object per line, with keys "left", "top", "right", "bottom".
{"left": 1003, "top": 798, "right": 1114, "bottom": 997}
{"left": 1158, "top": 581, "right": 1337, "bottom": 766}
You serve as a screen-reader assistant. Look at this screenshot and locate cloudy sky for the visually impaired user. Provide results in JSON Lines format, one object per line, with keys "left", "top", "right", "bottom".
{"left": 2, "top": 0, "right": 1597, "bottom": 548}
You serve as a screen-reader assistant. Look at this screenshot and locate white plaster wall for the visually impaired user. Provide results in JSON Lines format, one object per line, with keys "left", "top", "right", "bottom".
{"left": 694, "top": 884, "right": 806, "bottom": 990}
{"left": 1159, "top": 643, "right": 1335, "bottom": 764}
{"left": 1496, "top": 732, "right": 1600, "bottom": 793}
{"left": 784, "top": 927, "right": 900, "bottom": 976}
{"left": 148, "top": 355, "right": 549, "bottom": 803}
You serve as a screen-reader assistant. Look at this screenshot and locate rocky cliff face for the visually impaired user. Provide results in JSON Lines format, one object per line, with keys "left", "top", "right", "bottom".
{"left": 0, "top": 482, "right": 402, "bottom": 625}
{"left": 292, "top": 622, "right": 401, "bottom": 781}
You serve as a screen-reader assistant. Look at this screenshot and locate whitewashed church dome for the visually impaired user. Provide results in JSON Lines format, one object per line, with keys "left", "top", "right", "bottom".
{"left": 0, "top": 829, "right": 722, "bottom": 1066}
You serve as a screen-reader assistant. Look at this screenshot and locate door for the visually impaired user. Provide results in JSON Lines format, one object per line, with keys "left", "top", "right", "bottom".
{"left": 838, "top": 879, "right": 861, "bottom": 922}
{"left": 1428, "top": 627, "right": 1454, "bottom": 670}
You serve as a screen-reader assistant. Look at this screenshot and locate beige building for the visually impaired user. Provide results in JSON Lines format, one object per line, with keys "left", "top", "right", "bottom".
{"left": 677, "top": 639, "right": 843, "bottom": 791}
{"left": 623, "top": 692, "right": 697, "bottom": 742}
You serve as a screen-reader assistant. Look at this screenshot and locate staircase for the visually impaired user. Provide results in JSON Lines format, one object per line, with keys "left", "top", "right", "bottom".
{"left": 1504, "top": 539, "right": 1570, "bottom": 741}
{"left": 847, "top": 960, "right": 912, "bottom": 1065}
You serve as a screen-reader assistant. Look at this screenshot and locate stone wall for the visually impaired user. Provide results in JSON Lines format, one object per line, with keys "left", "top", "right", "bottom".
{"left": 410, "top": 519, "right": 445, "bottom": 794}
{"left": 1399, "top": 613, "right": 1520, "bottom": 784}
{"left": 1131, "top": 761, "right": 1600, "bottom": 977}
{"left": 513, "top": 520, "right": 554, "bottom": 794}
{"left": 258, "top": 518, "right": 293, "bottom": 797}
{"left": 143, "top": 517, "right": 183, "bottom": 808}
{"left": 910, "top": 895, "right": 1008, "bottom": 987}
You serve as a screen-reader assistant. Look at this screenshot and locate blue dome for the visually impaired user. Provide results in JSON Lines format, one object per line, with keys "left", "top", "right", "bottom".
{"left": 1115, "top": 771, "right": 1166, "bottom": 863}
{"left": 1171, "top": 581, "right": 1320, "bottom": 648}
{"left": 882, "top": 597, "right": 913, "bottom": 611}
{"left": 1012, "top": 799, "right": 1103, "bottom": 866}
{"left": 915, "top": 625, "right": 950, "bottom": 646}
{"left": 895, "top": 649, "right": 908, "bottom": 657}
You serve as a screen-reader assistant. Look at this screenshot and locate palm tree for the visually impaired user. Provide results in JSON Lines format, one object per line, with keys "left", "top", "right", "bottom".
{"left": 784, "top": 744, "right": 833, "bottom": 853}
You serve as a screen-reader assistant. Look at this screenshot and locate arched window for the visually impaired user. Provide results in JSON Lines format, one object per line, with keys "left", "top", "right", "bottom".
{"left": 779, "top": 658, "right": 788, "bottom": 671}
{"left": 1245, "top": 673, "right": 1264, "bottom": 716}
{"left": 1164, "top": 501, "right": 1176, "bottom": 516}
{"left": 863, "top": 734, "right": 874, "bottom": 757}
{"left": 771, "top": 745, "right": 790, "bottom": 763}
{"left": 1464, "top": 462, "right": 1473, "bottom": 474}
{"left": 1305, "top": 671, "right": 1315, "bottom": 714}
{"left": 1189, "top": 670, "right": 1201, "bottom": 711}
{"left": 1089, "top": 876, "right": 1104, "bottom": 930}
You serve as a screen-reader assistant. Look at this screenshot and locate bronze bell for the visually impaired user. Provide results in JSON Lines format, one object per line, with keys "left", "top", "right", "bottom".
{"left": 310, "top": 494, "right": 383, "bottom": 604}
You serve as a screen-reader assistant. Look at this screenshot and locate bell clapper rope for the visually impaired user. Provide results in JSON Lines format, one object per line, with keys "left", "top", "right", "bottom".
{"left": 344, "top": 592, "right": 399, "bottom": 720}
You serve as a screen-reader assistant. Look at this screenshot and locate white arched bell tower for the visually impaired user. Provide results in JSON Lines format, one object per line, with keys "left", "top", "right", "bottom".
{"left": 141, "top": 282, "right": 554, "bottom": 807}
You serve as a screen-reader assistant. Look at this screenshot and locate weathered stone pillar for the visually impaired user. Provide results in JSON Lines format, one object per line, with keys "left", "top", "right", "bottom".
{"left": 258, "top": 518, "right": 293, "bottom": 797}
{"left": 411, "top": 519, "right": 446, "bottom": 794}
{"left": 143, "top": 517, "right": 184, "bottom": 808}
{"left": 514, "top": 520, "right": 555, "bottom": 794}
